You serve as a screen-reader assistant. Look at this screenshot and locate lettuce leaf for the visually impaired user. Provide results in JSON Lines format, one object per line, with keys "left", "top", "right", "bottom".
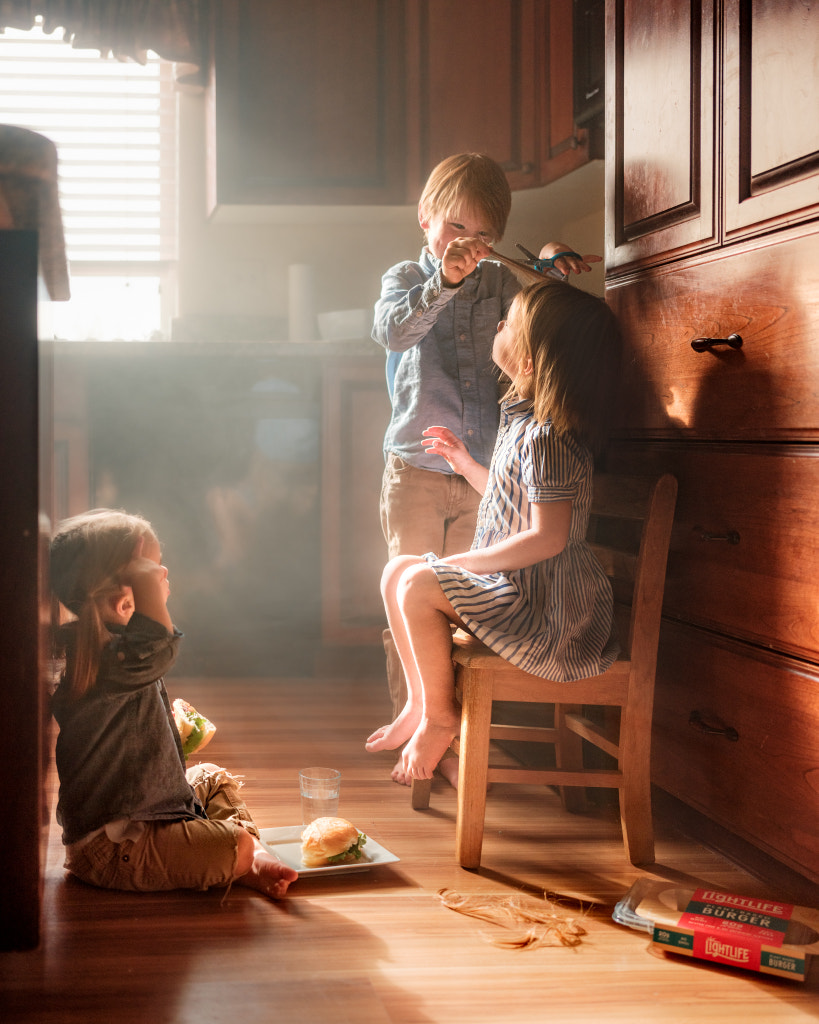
{"left": 327, "top": 832, "right": 368, "bottom": 864}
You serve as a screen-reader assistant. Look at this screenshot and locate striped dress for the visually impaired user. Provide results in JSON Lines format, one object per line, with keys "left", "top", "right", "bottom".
{"left": 425, "top": 398, "right": 619, "bottom": 681}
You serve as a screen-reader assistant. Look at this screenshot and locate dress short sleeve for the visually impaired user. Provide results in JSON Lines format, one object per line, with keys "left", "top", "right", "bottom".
{"left": 521, "top": 422, "right": 579, "bottom": 504}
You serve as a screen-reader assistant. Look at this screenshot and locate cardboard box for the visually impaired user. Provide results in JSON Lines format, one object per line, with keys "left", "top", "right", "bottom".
{"left": 613, "top": 879, "right": 819, "bottom": 982}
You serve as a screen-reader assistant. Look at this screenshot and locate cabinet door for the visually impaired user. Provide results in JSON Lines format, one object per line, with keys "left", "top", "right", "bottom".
{"left": 405, "top": 0, "right": 543, "bottom": 193}
{"left": 207, "top": 0, "right": 406, "bottom": 209}
{"left": 723, "top": 0, "right": 819, "bottom": 240}
{"left": 321, "top": 359, "right": 391, "bottom": 644}
{"left": 605, "top": 0, "right": 716, "bottom": 271}
{"left": 541, "top": 0, "right": 596, "bottom": 184}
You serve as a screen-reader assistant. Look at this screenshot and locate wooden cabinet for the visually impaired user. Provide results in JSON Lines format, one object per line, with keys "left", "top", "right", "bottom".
{"left": 206, "top": 0, "right": 407, "bottom": 208}
{"left": 605, "top": 0, "right": 819, "bottom": 883}
{"left": 206, "top": 0, "right": 594, "bottom": 211}
{"left": 321, "top": 359, "right": 391, "bottom": 644}
{"left": 653, "top": 621, "right": 819, "bottom": 882}
{"left": 404, "top": 0, "right": 593, "bottom": 194}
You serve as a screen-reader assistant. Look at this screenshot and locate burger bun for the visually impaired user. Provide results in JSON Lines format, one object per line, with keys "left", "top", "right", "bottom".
{"left": 301, "top": 816, "right": 365, "bottom": 867}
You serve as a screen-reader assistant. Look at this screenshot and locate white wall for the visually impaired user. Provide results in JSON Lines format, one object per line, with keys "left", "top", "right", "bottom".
{"left": 176, "top": 91, "right": 605, "bottom": 334}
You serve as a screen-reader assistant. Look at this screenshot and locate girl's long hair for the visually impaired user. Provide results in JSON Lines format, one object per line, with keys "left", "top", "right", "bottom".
{"left": 50, "top": 509, "right": 156, "bottom": 699}
{"left": 507, "top": 280, "right": 623, "bottom": 454}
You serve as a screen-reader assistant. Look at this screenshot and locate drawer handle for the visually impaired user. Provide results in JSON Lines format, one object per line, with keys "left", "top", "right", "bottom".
{"left": 690, "top": 333, "right": 743, "bottom": 353}
{"left": 693, "top": 526, "right": 741, "bottom": 544}
{"left": 689, "top": 710, "right": 739, "bottom": 742}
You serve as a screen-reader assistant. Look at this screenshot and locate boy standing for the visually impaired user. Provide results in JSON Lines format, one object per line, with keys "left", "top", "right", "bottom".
{"left": 372, "top": 153, "right": 598, "bottom": 784}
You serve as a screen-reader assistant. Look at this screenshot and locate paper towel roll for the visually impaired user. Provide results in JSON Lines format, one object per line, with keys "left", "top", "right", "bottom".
{"left": 288, "top": 263, "right": 316, "bottom": 342}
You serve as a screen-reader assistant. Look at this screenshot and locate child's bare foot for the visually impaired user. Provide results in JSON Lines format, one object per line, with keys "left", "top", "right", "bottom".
{"left": 390, "top": 758, "right": 413, "bottom": 786}
{"left": 402, "top": 716, "right": 459, "bottom": 780}
{"left": 365, "top": 703, "right": 422, "bottom": 752}
{"left": 237, "top": 842, "right": 299, "bottom": 900}
{"left": 437, "top": 754, "right": 460, "bottom": 790}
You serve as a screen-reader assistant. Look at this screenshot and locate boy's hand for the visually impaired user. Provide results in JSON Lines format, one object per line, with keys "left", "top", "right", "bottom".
{"left": 539, "top": 242, "right": 602, "bottom": 276}
{"left": 441, "top": 237, "right": 493, "bottom": 287}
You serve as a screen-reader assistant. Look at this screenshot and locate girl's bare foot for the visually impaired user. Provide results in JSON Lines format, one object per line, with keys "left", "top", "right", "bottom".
{"left": 237, "top": 841, "right": 299, "bottom": 900}
{"left": 365, "top": 703, "right": 422, "bottom": 752}
{"left": 402, "top": 717, "right": 459, "bottom": 780}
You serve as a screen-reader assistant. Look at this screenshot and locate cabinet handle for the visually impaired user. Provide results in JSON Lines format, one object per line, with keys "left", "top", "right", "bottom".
{"left": 690, "top": 333, "right": 743, "bottom": 353}
{"left": 688, "top": 710, "right": 739, "bottom": 742}
{"left": 693, "top": 526, "right": 741, "bottom": 544}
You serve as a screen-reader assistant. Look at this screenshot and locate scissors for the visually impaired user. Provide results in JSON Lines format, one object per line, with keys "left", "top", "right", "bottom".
{"left": 514, "top": 242, "right": 582, "bottom": 273}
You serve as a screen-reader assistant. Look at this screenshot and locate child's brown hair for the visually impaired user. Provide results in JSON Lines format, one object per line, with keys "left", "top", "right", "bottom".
{"left": 51, "top": 508, "right": 157, "bottom": 699}
{"left": 419, "top": 153, "right": 512, "bottom": 242}
{"left": 508, "top": 280, "right": 623, "bottom": 455}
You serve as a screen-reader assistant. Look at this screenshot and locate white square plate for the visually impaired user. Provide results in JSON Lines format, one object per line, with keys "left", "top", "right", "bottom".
{"left": 258, "top": 825, "right": 400, "bottom": 876}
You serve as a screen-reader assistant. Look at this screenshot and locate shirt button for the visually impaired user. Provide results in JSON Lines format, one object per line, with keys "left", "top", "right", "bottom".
{"left": 459, "top": 333, "right": 466, "bottom": 341}
{"left": 464, "top": 380, "right": 472, "bottom": 388}
{"left": 467, "top": 429, "right": 474, "bottom": 437}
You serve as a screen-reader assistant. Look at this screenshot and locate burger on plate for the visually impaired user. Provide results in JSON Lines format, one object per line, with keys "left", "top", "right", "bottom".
{"left": 172, "top": 698, "right": 216, "bottom": 758}
{"left": 301, "top": 816, "right": 368, "bottom": 867}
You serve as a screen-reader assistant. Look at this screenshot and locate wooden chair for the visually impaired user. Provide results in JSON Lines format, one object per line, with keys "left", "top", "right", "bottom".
{"left": 410, "top": 472, "right": 678, "bottom": 869}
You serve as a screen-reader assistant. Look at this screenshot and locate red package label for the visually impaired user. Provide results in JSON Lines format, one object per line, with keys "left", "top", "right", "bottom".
{"left": 679, "top": 889, "right": 794, "bottom": 948}
{"left": 692, "top": 926, "right": 762, "bottom": 970}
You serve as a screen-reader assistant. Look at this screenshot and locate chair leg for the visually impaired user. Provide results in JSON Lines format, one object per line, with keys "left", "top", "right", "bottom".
{"left": 618, "top": 732, "right": 655, "bottom": 866}
{"left": 555, "top": 703, "right": 588, "bottom": 813}
{"left": 410, "top": 777, "right": 432, "bottom": 809}
{"left": 455, "top": 666, "right": 493, "bottom": 869}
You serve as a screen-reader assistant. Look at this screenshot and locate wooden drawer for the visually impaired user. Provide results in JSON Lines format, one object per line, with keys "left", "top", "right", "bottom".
{"left": 606, "top": 441, "right": 819, "bottom": 662}
{"left": 607, "top": 231, "right": 819, "bottom": 441}
{"left": 652, "top": 621, "right": 819, "bottom": 883}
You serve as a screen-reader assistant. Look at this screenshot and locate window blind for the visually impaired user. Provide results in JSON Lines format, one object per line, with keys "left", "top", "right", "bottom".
{"left": 0, "top": 23, "right": 178, "bottom": 339}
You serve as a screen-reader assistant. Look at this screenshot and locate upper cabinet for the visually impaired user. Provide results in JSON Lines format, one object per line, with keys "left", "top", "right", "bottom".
{"left": 606, "top": 0, "right": 819, "bottom": 274}
{"left": 206, "top": 0, "right": 596, "bottom": 212}
{"left": 206, "top": 0, "right": 407, "bottom": 208}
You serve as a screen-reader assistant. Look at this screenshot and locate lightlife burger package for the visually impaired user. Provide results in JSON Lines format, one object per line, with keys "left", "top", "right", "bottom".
{"left": 614, "top": 879, "right": 819, "bottom": 982}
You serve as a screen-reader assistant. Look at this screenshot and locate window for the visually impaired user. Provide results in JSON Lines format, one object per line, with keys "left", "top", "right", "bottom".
{"left": 0, "top": 22, "right": 177, "bottom": 340}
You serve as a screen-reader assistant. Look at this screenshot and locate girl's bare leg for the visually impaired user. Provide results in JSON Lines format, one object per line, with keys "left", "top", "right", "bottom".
{"left": 395, "top": 564, "right": 463, "bottom": 780}
{"left": 366, "top": 556, "right": 428, "bottom": 753}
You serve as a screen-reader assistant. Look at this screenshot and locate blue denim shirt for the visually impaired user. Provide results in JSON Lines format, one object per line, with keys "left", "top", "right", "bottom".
{"left": 52, "top": 613, "right": 204, "bottom": 845}
{"left": 373, "top": 249, "right": 521, "bottom": 473}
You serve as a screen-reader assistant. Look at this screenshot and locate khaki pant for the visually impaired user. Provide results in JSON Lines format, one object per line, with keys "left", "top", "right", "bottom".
{"left": 379, "top": 454, "right": 481, "bottom": 716}
{"left": 64, "top": 763, "right": 260, "bottom": 893}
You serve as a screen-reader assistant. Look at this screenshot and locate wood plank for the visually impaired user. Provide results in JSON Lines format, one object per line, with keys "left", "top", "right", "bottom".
{"left": 1, "top": 673, "right": 816, "bottom": 1022}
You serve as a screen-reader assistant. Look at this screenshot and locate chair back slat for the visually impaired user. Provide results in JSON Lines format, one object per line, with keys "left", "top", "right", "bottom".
{"left": 588, "top": 473, "right": 677, "bottom": 668}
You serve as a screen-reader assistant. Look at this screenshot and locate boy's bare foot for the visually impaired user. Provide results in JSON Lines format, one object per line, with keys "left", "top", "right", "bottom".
{"left": 365, "top": 703, "right": 422, "bottom": 752}
{"left": 390, "top": 758, "right": 413, "bottom": 786}
{"left": 237, "top": 842, "right": 299, "bottom": 900}
{"left": 437, "top": 754, "right": 460, "bottom": 790}
{"left": 402, "top": 717, "right": 459, "bottom": 781}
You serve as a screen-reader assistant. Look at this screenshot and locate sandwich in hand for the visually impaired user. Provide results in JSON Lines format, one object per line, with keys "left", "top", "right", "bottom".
{"left": 301, "top": 816, "right": 368, "bottom": 867}
{"left": 172, "top": 698, "right": 216, "bottom": 758}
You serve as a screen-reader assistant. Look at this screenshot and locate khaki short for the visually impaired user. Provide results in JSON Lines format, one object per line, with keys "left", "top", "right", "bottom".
{"left": 64, "top": 763, "right": 260, "bottom": 893}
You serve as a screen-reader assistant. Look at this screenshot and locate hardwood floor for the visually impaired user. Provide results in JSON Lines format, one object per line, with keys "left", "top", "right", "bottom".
{"left": 1, "top": 668, "right": 817, "bottom": 1023}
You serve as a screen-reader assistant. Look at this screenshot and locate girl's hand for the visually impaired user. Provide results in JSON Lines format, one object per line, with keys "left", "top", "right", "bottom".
{"left": 441, "top": 236, "right": 493, "bottom": 287}
{"left": 119, "top": 538, "right": 173, "bottom": 630}
{"left": 422, "top": 425, "right": 473, "bottom": 475}
{"left": 538, "top": 241, "right": 602, "bottom": 276}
